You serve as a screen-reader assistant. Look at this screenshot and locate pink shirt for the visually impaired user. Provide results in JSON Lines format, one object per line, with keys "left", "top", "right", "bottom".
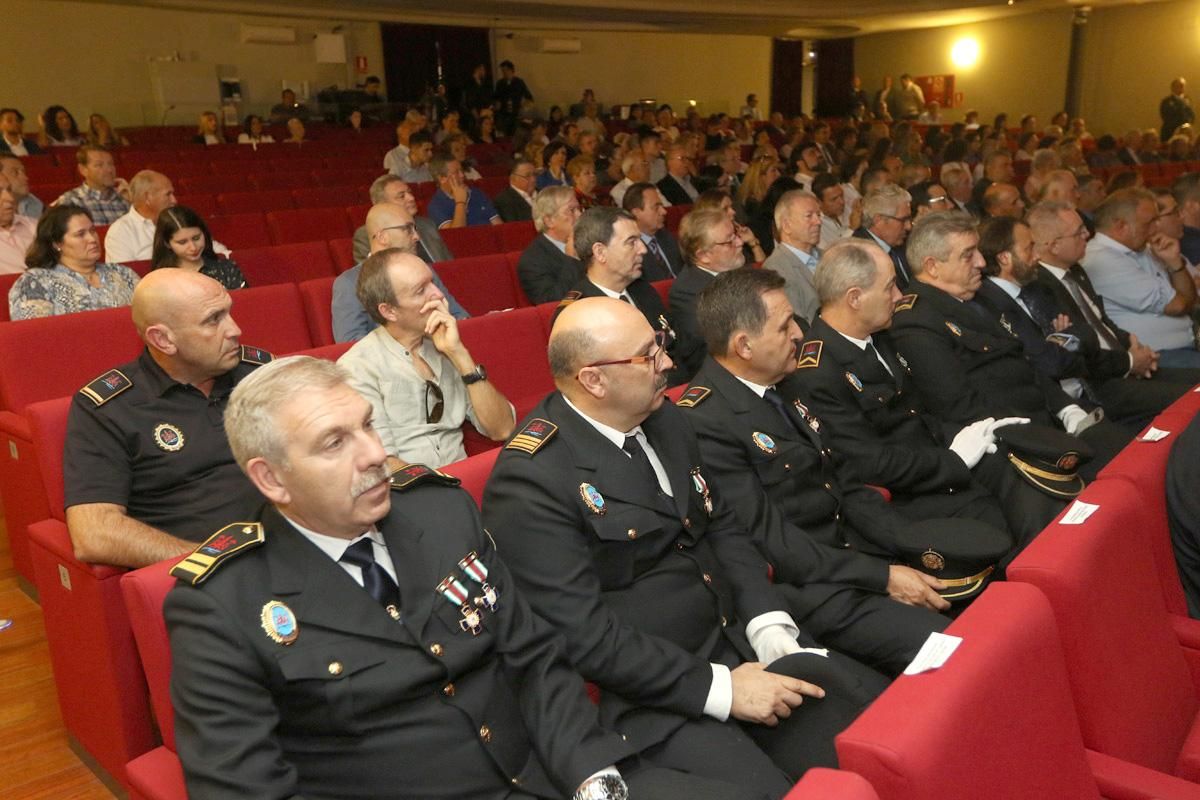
{"left": 0, "top": 215, "right": 36, "bottom": 274}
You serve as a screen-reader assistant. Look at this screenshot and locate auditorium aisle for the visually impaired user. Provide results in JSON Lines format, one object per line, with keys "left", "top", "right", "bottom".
{"left": 0, "top": 506, "right": 114, "bottom": 798}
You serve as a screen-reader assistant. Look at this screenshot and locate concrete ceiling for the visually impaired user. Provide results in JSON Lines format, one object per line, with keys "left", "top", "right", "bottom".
{"left": 90, "top": 0, "right": 1160, "bottom": 37}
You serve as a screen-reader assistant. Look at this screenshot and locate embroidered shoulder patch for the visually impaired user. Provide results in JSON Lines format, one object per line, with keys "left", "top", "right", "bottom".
{"left": 240, "top": 345, "right": 274, "bottom": 365}
{"left": 390, "top": 463, "right": 461, "bottom": 490}
{"left": 796, "top": 340, "right": 823, "bottom": 369}
{"left": 79, "top": 369, "right": 133, "bottom": 406}
{"left": 895, "top": 294, "right": 918, "bottom": 312}
{"left": 675, "top": 386, "right": 711, "bottom": 408}
{"left": 505, "top": 418, "right": 558, "bottom": 454}
{"left": 557, "top": 290, "right": 583, "bottom": 309}
{"left": 170, "top": 522, "right": 265, "bottom": 586}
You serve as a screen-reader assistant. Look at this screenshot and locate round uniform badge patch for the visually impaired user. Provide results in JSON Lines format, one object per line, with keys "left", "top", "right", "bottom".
{"left": 261, "top": 601, "right": 298, "bottom": 645}
{"left": 153, "top": 423, "right": 185, "bottom": 452}
{"left": 579, "top": 483, "right": 607, "bottom": 515}
{"left": 921, "top": 549, "right": 946, "bottom": 572}
{"left": 752, "top": 432, "right": 777, "bottom": 453}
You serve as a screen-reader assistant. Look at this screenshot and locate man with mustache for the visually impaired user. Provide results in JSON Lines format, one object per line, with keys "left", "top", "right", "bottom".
{"left": 167, "top": 356, "right": 702, "bottom": 800}
{"left": 64, "top": 269, "right": 270, "bottom": 567}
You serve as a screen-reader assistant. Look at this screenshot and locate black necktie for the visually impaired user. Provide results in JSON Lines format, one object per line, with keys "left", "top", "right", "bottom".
{"left": 763, "top": 388, "right": 803, "bottom": 435}
{"left": 1017, "top": 285, "right": 1052, "bottom": 331}
{"left": 866, "top": 341, "right": 895, "bottom": 377}
{"left": 340, "top": 538, "right": 401, "bottom": 610}
{"left": 1065, "top": 268, "right": 1121, "bottom": 349}
{"left": 646, "top": 236, "right": 675, "bottom": 277}
{"left": 622, "top": 434, "right": 672, "bottom": 507}
{"left": 891, "top": 249, "right": 910, "bottom": 288}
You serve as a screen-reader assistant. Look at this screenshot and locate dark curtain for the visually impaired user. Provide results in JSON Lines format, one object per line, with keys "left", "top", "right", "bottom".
{"left": 770, "top": 39, "right": 806, "bottom": 118}
{"left": 815, "top": 38, "right": 855, "bottom": 118}
{"left": 380, "top": 23, "right": 491, "bottom": 105}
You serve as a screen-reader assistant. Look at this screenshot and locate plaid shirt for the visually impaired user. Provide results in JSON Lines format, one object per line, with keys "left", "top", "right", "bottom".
{"left": 53, "top": 183, "right": 130, "bottom": 225}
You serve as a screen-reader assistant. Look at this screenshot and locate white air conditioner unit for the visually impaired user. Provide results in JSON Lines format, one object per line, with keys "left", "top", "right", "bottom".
{"left": 240, "top": 24, "right": 297, "bottom": 45}
{"left": 538, "top": 37, "right": 582, "bottom": 54}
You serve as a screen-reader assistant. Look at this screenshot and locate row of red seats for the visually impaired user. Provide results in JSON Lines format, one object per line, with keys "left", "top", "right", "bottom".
{"left": 17, "top": 281, "right": 672, "bottom": 789}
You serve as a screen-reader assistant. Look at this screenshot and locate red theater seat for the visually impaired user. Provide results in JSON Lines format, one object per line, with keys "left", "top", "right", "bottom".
{"left": 1008, "top": 478, "right": 1200, "bottom": 787}
{"left": 435, "top": 254, "right": 522, "bottom": 315}
{"left": 206, "top": 212, "right": 272, "bottom": 250}
{"left": 837, "top": 582, "right": 1112, "bottom": 799}
{"left": 440, "top": 448, "right": 502, "bottom": 507}
{"left": 217, "top": 189, "right": 294, "bottom": 215}
{"left": 785, "top": 769, "right": 880, "bottom": 799}
{"left": 176, "top": 175, "right": 233, "bottom": 195}
{"left": 456, "top": 307, "right": 553, "bottom": 418}
{"left": 235, "top": 241, "right": 338, "bottom": 286}
{"left": 664, "top": 203, "right": 692, "bottom": 236}
{"left": 297, "top": 276, "right": 336, "bottom": 347}
{"left": 440, "top": 225, "right": 503, "bottom": 258}
{"left": 292, "top": 341, "right": 353, "bottom": 361}
{"left": 327, "top": 237, "right": 356, "bottom": 272}
{"left": 181, "top": 192, "right": 218, "bottom": 218}
{"left": 0, "top": 272, "right": 18, "bottom": 321}
{"left": 266, "top": 207, "right": 353, "bottom": 245}
{"left": 496, "top": 220, "right": 537, "bottom": 253}
{"left": 250, "top": 172, "right": 311, "bottom": 191}
{"left": 292, "top": 185, "right": 362, "bottom": 209}
{"left": 229, "top": 282, "right": 315, "bottom": 354}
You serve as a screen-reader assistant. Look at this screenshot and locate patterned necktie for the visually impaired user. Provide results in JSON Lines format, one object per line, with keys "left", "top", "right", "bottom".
{"left": 1064, "top": 269, "right": 1121, "bottom": 349}
{"left": 340, "top": 538, "right": 401, "bottom": 610}
{"left": 645, "top": 236, "right": 675, "bottom": 277}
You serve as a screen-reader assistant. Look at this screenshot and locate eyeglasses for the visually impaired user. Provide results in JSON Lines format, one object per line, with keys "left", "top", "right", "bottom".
{"left": 925, "top": 195, "right": 950, "bottom": 205}
{"left": 424, "top": 380, "right": 444, "bottom": 424}
{"left": 1155, "top": 208, "right": 1181, "bottom": 220}
{"left": 513, "top": 171, "right": 537, "bottom": 180}
{"left": 377, "top": 223, "right": 416, "bottom": 237}
{"left": 711, "top": 234, "right": 742, "bottom": 248}
{"left": 583, "top": 330, "right": 674, "bottom": 369}
{"left": 1048, "top": 226, "right": 1089, "bottom": 243}
{"left": 880, "top": 213, "right": 914, "bottom": 224}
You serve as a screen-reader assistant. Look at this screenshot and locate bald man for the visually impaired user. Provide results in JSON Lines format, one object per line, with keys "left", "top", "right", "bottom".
{"left": 64, "top": 269, "right": 271, "bottom": 567}
{"left": 332, "top": 200, "right": 467, "bottom": 343}
{"left": 484, "top": 296, "right": 887, "bottom": 791}
{"left": 103, "top": 170, "right": 231, "bottom": 264}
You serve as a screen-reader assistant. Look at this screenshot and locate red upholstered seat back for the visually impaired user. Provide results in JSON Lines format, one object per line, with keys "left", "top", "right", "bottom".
{"left": 837, "top": 582, "right": 1102, "bottom": 800}
{"left": 218, "top": 189, "right": 293, "bottom": 215}
{"left": 1008, "top": 479, "right": 1199, "bottom": 774}
{"left": 121, "top": 561, "right": 181, "bottom": 751}
{"left": 785, "top": 769, "right": 880, "bottom": 799}
{"left": 440, "top": 448, "right": 501, "bottom": 507}
{"left": 229, "top": 282, "right": 313, "bottom": 354}
{"left": 235, "top": 242, "right": 338, "bottom": 286}
{"left": 26, "top": 396, "right": 72, "bottom": 521}
{"left": 496, "top": 220, "right": 537, "bottom": 253}
{"left": 457, "top": 307, "right": 553, "bottom": 418}
{"left": 439, "top": 225, "right": 503, "bottom": 259}
{"left": 435, "top": 254, "right": 522, "bottom": 315}
{"left": 206, "top": 212, "right": 272, "bottom": 250}
{"left": 266, "top": 207, "right": 353, "bottom": 245}
{"left": 297, "top": 276, "right": 336, "bottom": 347}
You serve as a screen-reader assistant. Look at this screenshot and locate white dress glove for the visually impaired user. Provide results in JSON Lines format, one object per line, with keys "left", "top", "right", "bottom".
{"left": 948, "top": 417, "right": 998, "bottom": 469}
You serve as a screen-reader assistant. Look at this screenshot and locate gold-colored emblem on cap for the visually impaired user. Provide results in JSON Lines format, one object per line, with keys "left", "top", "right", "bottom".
{"left": 921, "top": 549, "right": 946, "bottom": 572}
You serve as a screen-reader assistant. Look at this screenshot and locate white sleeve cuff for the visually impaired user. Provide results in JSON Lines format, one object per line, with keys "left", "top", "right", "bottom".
{"left": 702, "top": 663, "right": 732, "bottom": 721}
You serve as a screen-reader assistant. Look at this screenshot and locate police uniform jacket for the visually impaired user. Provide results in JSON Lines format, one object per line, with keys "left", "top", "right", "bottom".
{"left": 166, "top": 476, "right": 632, "bottom": 800}
{"left": 63, "top": 347, "right": 269, "bottom": 540}
{"left": 888, "top": 280, "right": 1073, "bottom": 426}
{"left": 789, "top": 319, "right": 974, "bottom": 497}
{"left": 482, "top": 394, "right": 791, "bottom": 752}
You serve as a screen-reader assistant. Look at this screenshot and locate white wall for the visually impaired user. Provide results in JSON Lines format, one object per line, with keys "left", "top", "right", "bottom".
{"left": 0, "top": 0, "right": 384, "bottom": 127}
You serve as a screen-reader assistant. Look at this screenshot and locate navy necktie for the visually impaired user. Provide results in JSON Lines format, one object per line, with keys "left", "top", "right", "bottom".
{"left": 763, "top": 388, "right": 802, "bottom": 434}
{"left": 340, "top": 538, "right": 401, "bottom": 610}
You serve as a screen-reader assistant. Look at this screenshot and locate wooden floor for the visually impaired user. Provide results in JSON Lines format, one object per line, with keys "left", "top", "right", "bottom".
{"left": 0, "top": 506, "right": 115, "bottom": 799}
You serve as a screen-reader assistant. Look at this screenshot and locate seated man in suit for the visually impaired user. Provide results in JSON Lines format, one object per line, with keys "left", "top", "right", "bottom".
{"left": 669, "top": 208, "right": 747, "bottom": 383}
{"left": 64, "top": 269, "right": 270, "bottom": 568}
{"left": 792, "top": 239, "right": 1067, "bottom": 549}
{"left": 351, "top": 174, "right": 455, "bottom": 264}
{"left": 493, "top": 156, "right": 537, "bottom": 223}
{"left": 610, "top": 152, "right": 654, "bottom": 210}
{"left": 762, "top": 190, "right": 823, "bottom": 326}
{"left": 484, "top": 296, "right": 888, "bottom": 793}
{"left": 517, "top": 185, "right": 583, "bottom": 305}
{"left": 657, "top": 143, "right": 700, "bottom": 206}
{"left": 623, "top": 181, "right": 682, "bottom": 280}
{"left": 1168, "top": 413, "right": 1200, "bottom": 618}
{"left": 334, "top": 201, "right": 468, "bottom": 343}
{"left": 560, "top": 207, "right": 693, "bottom": 386}
{"left": 339, "top": 248, "right": 515, "bottom": 467}
{"left": 889, "top": 211, "right": 1131, "bottom": 479}
{"left": 680, "top": 267, "right": 959, "bottom": 675}
{"left": 165, "top": 355, "right": 677, "bottom": 800}
{"left": 853, "top": 183, "right": 913, "bottom": 289}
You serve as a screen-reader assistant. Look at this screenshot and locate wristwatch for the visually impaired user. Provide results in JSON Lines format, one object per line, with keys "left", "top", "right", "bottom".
{"left": 461, "top": 364, "right": 488, "bottom": 385}
{"left": 573, "top": 775, "right": 629, "bottom": 800}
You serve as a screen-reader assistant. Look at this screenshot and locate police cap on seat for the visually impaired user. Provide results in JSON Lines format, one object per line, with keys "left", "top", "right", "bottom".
{"left": 995, "top": 423, "right": 1093, "bottom": 499}
{"left": 894, "top": 519, "right": 1012, "bottom": 603}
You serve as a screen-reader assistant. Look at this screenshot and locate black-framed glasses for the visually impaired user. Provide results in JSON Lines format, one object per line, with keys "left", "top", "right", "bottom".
{"left": 880, "top": 213, "right": 914, "bottom": 224}
{"left": 424, "top": 380, "right": 444, "bottom": 424}
{"left": 376, "top": 223, "right": 416, "bottom": 237}
{"left": 583, "top": 330, "right": 674, "bottom": 369}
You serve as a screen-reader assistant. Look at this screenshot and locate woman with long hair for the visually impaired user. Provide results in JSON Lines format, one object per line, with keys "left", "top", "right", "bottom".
{"left": 87, "top": 114, "right": 129, "bottom": 148}
{"left": 38, "top": 105, "right": 83, "bottom": 147}
{"left": 151, "top": 205, "right": 247, "bottom": 290}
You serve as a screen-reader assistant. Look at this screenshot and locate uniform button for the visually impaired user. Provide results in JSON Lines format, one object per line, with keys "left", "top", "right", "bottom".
{"left": 676, "top": 540, "right": 685, "bottom": 550}
{"left": 822, "top": 448, "right": 831, "bottom": 456}
{"left": 430, "top": 643, "right": 444, "bottom": 657}
{"left": 948, "top": 487, "right": 955, "bottom": 494}
{"left": 983, "top": 345, "right": 991, "bottom": 352}
{"left": 783, "top": 463, "right": 791, "bottom": 471}
{"left": 620, "top": 733, "right": 628, "bottom": 741}
{"left": 834, "top": 512, "right": 841, "bottom": 521}
{"left": 327, "top": 661, "right": 343, "bottom": 676}
{"left": 627, "top": 528, "right": 638, "bottom": 539}
{"left": 842, "top": 542, "right": 851, "bottom": 549}
{"left": 878, "top": 397, "right": 885, "bottom": 404}
{"left": 720, "top": 616, "right": 728, "bottom": 627}
{"left": 909, "top": 410, "right": 918, "bottom": 416}
{"left": 702, "top": 572, "right": 713, "bottom": 585}
{"left": 683, "top": 517, "right": 692, "bottom": 528}
{"left": 442, "top": 683, "right": 455, "bottom": 696}
{"left": 479, "top": 724, "right": 492, "bottom": 742}
{"left": 511, "top": 778, "right": 521, "bottom": 787}
{"left": 824, "top": 482, "right": 832, "bottom": 490}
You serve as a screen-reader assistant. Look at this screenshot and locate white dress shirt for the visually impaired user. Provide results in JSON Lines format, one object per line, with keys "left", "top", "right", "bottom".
{"left": 104, "top": 208, "right": 231, "bottom": 264}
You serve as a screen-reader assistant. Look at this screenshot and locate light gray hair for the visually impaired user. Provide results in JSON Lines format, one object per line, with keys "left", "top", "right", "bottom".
{"left": 773, "top": 189, "right": 819, "bottom": 230}
{"left": 225, "top": 356, "right": 351, "bottom": 469}
{"left": 369, "top": 174, "right": 404, "bottom": 204}
{"left": 814, "top": 239, "right": 886, "bottom": 306}
{"left": 862, "top": 183, "right": 912, "bottom": 228}
{"left": 129, "top": 170, "right": 166, "bottom": 204}
{"left": 905, "top": 210, "right": 977, "bottom": 275}
{"left": 533, "top": 185, "right": 575, "bottom": 233}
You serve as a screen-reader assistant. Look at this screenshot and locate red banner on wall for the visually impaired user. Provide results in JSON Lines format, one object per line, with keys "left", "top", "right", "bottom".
{"left": 915, "top": 74, "right": 956, "bottom": 108}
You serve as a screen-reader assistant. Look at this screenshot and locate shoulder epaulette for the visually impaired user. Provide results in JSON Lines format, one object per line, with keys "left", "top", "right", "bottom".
{"left": 557, "top": 290, "right": 583, "bottom": 309}
{"left": 389, "top": 462, "right": 461, "bottom": 490}
{"left": 675, "top": 386, "right": 711, "bottom": 408}
{"left": 796, "top": 340, "right": 823, "bottom": 369}
{"left": 170, "top": 522, "right": 265, "bottom": 586}
{"left": 505, "top": 418, "right": 558, "bottom": 454}
{"left": 79, "top": 369, "right": 133, "bottom": 406}
{"left": 894, "top": 294, "right": 918, "bottom": 312}
{"left": 240, "top": 345, "right": 274, "bottom": 366}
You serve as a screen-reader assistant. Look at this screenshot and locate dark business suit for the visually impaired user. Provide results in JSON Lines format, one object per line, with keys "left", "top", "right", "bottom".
{"left": 667, "top": 265, "right": 716, "bottom": 383}
{"left": 493, "top": 186, "right": 534, "bottom": 223}
{"left": 681, "top": 357, "right": 950, "bottom": 673}
{"left": 792, "top": 318, "right": 1065, "bottom": 547}
{"left": 483, "top": 394, "right": 887, "bottom": 786}
{"left": 0, "top": 137, "right": 43, "bottom": 155}
{"left": 852, "top": 227, "right": 910, "bottom": 290}
{"left": 888, "top": 280, "right": 1131, "bottom": 479}
{"left": 641, "top": 229, "right": 684, "bottom": 282}
{"left": 657, "top": 175, "right": 698, "bottom": 207}
{"left": 1168, "top": 413, "right": 1200, "bottom": 618}
{"left": 516, "top": 234, "right": 583, "bottom": 305}
{"left": 166, "top": 484, "right": 632, "bottom": 800}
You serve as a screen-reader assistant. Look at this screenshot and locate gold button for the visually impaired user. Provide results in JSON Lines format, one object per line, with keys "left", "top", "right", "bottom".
{"left": 720, "top": 616, "right": 728, "bottom": 627}
{"left": 621, "top": 733, "right": 628, "bottom": 741}
{"left": 683, "top": 517, "right": 691, "bottom": 528}
{"left": 430, "top": 643, "right": 444, "bottom": 657}
{"left": 834, "top": 512, "right": 841, "bottom": 521}
{"left": 822, "top": 448, "right": 831, "bottom": 456}
{"left": 327, "top": 661, "right": 343, "bottom": 676}
{"left": 983, "top": 345, "right": 991, "bottom": 352}
{"left": 442, "top": 683, "right": 455, "bottom": 696}
{"left": 627, "top": 528, "right": 638, "bottom": 539}
{"left": 702, "top": 573, "right": 712, "bottom": 585}
{"left": 824, "top": 482, "right": 832, "bottom": 490}
{"left": 948, "top": 488, "right": 955, "bottom": 494}
{"left": 676, "top": 541, "right": 685, "bottom": 550}
{"left": 783, "top": 463, "right": 791, "bottom": 470}
{"left": 909, "top": 409, "right": 918, "bottom": 416}
{"left": 479, "top": 724, "right": 492, "bottom": 742}
{"left": 511, "top": 778, "right": 520, "bottom": 786}
{"left": 878, "top": 397, "right": 885, "bottom": 404}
